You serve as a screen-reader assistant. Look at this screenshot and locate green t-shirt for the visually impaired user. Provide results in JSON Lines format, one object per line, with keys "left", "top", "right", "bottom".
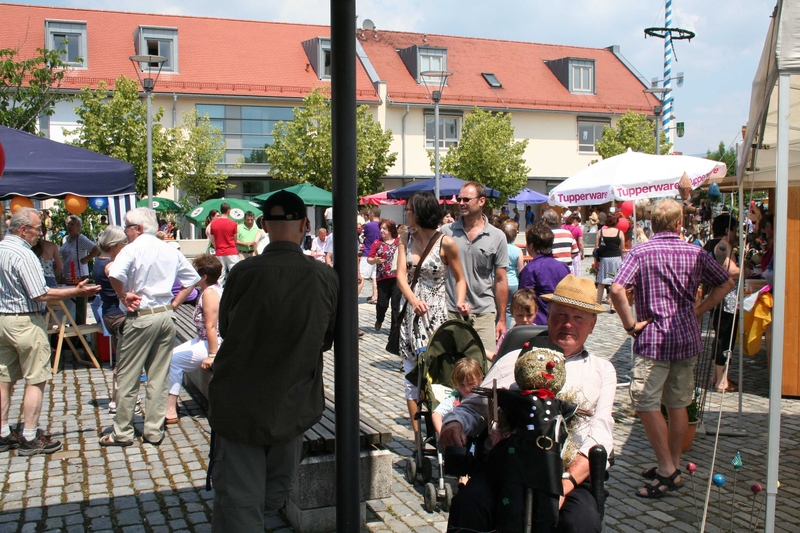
{"left": 237, "top": 223, "right": 259, "bottom": 252}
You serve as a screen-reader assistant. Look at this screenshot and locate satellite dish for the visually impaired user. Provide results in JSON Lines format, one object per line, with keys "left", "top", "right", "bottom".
{"left": 363, "top": 19, "right": 375, "bottom": 30}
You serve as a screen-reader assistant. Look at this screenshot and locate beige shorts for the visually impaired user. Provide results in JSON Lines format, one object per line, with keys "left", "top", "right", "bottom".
{"left": 448, "top": 310, "right": 497, "bottom": 355}
{"left": 0, "top": 314, "right": 52, "bottom": 385}
{"left": 630, "top": 353, "right": 697, "bottom": 412}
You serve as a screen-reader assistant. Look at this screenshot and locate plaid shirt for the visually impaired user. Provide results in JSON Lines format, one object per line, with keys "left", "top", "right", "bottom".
{"left": 614, "top": 232, "right": 731, "bottom": 360}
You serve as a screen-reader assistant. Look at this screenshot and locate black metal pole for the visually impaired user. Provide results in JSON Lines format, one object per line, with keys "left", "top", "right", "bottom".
{"left": 331, "top": 0, "right": 360, "bottom": 531}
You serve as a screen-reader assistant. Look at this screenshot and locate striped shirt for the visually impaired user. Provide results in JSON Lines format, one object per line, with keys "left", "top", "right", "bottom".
{"left": 0, "top": 235, "right": 48, "bottom": 313}
{"left": 613, "top": 233, "right": 731, "bottom": 361}
{"left": 550, "top": 227, "right": 578, "bottom": 265}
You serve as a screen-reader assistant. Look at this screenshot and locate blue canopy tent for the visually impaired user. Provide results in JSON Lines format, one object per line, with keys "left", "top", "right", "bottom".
{"left": 386, "top": 174, "right": 501, "bottom": 199}
{"left": 508, "top": 188, "right": 548, "bottom": 204}
{"left": 0, "top": 126, "right": 137, "bottom": 225}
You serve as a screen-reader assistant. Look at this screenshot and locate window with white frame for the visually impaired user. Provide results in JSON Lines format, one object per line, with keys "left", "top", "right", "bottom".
{"left": 45, "top": 20, "right": 87, "bottom": 67}
{"left": 425, "top": 114, "right": 459, "bottom": 149}
{"left": 137, "top": 27, "right": 178, "bottom": 72}
{"left": 577, "top": 118, "right": 609, "bottom": 153}
{"left": 419, "top": 48, "right": 447, "bottom": 84}
{"left": 320, "top": 39, "right": 332, "bottom": 79}
{"left": 570, "top": 60, "right": 594, "bottom": 93}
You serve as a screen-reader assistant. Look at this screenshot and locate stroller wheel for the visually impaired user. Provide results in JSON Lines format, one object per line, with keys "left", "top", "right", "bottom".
{"left": 424, "top": 482, "right": 438, "bottom": 513}
{"left": 421, "top": 456, "right": 433, "bottom": 483}
{"left": 405, "top": 457, "right": 417, "bottom": 484}
{"left": 442, "top": 483, "right": 454, "bottom": 511}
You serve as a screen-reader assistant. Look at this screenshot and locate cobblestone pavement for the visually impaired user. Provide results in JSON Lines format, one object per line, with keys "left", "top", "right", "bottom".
{"left": 0, "top": 257, "right": 797, "bottom": 532}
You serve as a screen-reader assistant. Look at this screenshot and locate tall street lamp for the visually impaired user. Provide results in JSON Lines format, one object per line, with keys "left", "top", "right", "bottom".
{"left": 420, "top": 70, "right": 452, "bottom": 201}
{"left": 644, "top": 85, "right": 669, "bottom": 155}
{"left": 129, "top": 54, "right": 167, "bottom": 212}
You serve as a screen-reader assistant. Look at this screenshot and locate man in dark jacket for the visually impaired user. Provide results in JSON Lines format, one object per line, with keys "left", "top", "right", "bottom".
{"left": 209, "top": 191, "right": 339, "bottom": 532}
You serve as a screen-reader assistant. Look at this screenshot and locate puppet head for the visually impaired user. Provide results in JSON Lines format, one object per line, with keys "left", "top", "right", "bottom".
{"left": 514, "top": 348, "right": 567, "bottom": 394}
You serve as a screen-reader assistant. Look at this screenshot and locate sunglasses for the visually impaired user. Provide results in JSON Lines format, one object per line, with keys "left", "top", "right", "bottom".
{"left": 456, "top": 196, "right": 480, "bottom": 203}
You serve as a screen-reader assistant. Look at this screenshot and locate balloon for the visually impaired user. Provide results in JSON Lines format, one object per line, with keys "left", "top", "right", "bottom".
{"left": 65, "top": 194, "right": 88, "bottom": 215}
{"left": 88, "top": 197, "right": 109, "bottom": 211}
{"left": 686, "top": 462, "right": 697, "bottom": 474}
{"left": 712, "top": 474, "right": 726, "bottom": 487}
{"left": 0, "top": 140, "right": 5, "bottom": 178}
{"left": 10, "top": 196, "right": 33, "bottom": 213}
{"left": 620, "top": 201, "right": 634, "bottom": 217}
{"left": 616, "top": 217, "right": 630, "bottom": 233}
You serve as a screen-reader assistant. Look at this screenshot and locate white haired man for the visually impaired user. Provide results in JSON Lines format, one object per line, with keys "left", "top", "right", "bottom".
{"left": 100, "top": 208, "right": 200, "bottom": 447}
{"left": 0, "top": 208, "right": 100, "bottom": 455}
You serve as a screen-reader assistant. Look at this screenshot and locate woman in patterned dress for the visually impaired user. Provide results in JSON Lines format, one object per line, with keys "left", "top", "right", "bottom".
{"left": 396, "top": 192, "right": 470, "bottom": 444}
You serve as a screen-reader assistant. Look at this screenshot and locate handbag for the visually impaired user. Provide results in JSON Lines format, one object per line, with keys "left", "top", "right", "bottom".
{"left": 385, "top": 232, "right": 442, "bottom": 355}
{"left": 592, "top": 231, "right": 606, "bottom": 261}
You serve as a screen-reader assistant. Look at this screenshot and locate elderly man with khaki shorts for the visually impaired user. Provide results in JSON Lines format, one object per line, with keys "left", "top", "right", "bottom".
{"left": 610, "top": 199, "right": 734, "bottom": 499}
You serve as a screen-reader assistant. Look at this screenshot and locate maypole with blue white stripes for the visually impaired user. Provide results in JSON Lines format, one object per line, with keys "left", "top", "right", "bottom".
{"left": 662, "top": 0, "right": 674, "bottom": 147}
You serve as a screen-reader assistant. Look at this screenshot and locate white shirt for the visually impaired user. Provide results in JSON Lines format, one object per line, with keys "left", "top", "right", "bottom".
{"left": 109, "top": 234, "right": 200, "bottom": 312}
{"left": 323, "top": 233, "right": 334, "bottom": 265}
{"left": 443, "top": 346, "right": 616, "bottom": 462}
{"left": 311, "top": 236, "right": 328, "bottom": 262}
{"left": 60, "top": 234, "right": 97, "bottom": 278}
{"left": 324, "top": 207, "right": 333, "bottom": 221}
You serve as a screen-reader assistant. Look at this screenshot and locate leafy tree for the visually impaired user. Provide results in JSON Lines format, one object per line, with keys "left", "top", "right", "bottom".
{"left": 595, "top": 110, "right": 672, "bottom": 159}
{"left": 0, "top": 47, "right": 76, "bottom": 133}
{"left": 66, "top": 76, "right": 178, "bottom": 197}
{"left": 436, "top": 107, "right": 529, "bottom": 205}
{"left": 706, "top": 141, "right": 736, "bottom": 177}
{"left": 172, "top": 109, "right": 229, "bottom": 209}
{"left": 266, "top": 88, "right": 397, "bottom": 197}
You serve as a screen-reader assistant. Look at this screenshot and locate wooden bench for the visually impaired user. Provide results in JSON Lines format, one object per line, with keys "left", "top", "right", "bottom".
{"left": 173, "top": 304, "right": 393, "bottom": 532}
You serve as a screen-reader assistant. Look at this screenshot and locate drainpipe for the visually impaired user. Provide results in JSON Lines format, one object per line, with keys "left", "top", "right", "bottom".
{"left": 401, "top": 105, "right": 410, "bottom": 176}
{"left": 172, "top": 94, "right": 178, "bottom": 127}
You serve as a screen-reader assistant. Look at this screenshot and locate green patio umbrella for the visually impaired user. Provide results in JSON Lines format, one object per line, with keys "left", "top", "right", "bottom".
{"left": 185, "top": 198, "right": 263, "bottom": 228}
{"left": 136, "top": 197, "right": 182, "bottom": 212}
{"left": 254, "top": 183, "right": 332, "bottom": 207}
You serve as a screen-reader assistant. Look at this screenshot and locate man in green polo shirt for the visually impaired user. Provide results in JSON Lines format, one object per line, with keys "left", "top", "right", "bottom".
{"left": 236, "top": 211, "right": 261, "bottom": 259}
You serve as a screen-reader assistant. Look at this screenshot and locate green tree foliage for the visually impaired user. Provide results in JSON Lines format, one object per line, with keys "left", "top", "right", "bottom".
{"left": 436, "top": 108, "right": 529, "bottom": 204}
{"left": 706, "top": 141, "right": 736, "bottom": 177}
{"left": 266, "top": 88, "right": 397, "bottom": 197}
{"left": 595, "top": 110, "right": 672, "bottom": 159}
{"left": 172, "top": 109, "right": 229, "bottom": 209}
{"left": 66, "top": 76, "right": 177, "bottom": 197}
{"left": 0, "top": 47, "right": 75, "bottom": 133}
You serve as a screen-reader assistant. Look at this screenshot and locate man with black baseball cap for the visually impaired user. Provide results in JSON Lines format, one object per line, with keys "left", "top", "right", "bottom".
{"left": 208, "top": 190, "right": 339, "bottom": 531}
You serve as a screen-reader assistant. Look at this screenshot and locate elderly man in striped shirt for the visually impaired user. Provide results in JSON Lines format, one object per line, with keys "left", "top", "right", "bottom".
{"left": 0, "top": 208, "right": 100, "bottom": 456}
{"left": 610, "top": 198, "right": 734, "bottom": 499}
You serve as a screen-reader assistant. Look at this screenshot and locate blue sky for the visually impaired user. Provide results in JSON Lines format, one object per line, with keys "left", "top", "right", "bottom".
{"left": 19, "top": 0, "right": 775, "bottom": 156}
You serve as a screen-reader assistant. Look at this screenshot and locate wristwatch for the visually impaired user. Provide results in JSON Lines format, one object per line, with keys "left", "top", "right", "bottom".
{"left": 562, "top": 472, "right": 578, "bottom": 489}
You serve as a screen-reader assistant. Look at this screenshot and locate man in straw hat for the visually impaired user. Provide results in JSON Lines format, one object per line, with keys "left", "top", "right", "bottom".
{"left": 610, "top": 198, "right": 734, "bottom": 499}
{"left": 442, "top": 274, "right": 615, "bottom": 533}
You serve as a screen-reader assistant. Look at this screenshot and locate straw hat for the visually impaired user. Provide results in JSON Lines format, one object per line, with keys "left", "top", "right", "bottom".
{"left": 541, "top": 275, "right": 606, "bottom": 314}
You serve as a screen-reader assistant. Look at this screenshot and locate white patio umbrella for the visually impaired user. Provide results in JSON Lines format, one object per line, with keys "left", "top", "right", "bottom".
{"left": 548, "top": 148, "right": 727, "bottom": 206}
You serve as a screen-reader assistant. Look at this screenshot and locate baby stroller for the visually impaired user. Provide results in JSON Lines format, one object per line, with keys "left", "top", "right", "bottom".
{"left": 404, "top": 317, "right": 489, "bottom": 512}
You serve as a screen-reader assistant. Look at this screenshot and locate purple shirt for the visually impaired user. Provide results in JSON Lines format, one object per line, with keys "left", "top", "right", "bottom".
{"left": 518, "top": 254, "right": 570, "bottom": 325}
{"left": 613, "top": 232, "right": 731, "bottom": 361}
{"left": 362, "top": 221, "right": 381, "bottom": 254}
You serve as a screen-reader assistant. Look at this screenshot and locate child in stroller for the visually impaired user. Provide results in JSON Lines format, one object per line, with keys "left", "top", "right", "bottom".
{"left": 431, "top": 358, "right": 484, "bottom": 435}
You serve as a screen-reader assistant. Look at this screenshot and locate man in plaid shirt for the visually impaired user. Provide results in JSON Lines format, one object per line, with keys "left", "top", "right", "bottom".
{"left": 610, "top": 198, "right": 734, "bottom": 498}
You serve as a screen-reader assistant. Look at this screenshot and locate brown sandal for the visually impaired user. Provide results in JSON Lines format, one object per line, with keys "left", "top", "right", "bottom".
{"left": 99, "top": 434, "right": 133, "bottom": 447}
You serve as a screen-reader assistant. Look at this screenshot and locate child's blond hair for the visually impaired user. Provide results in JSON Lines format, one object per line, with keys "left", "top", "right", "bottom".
{"left": 510, "top": 289, "right": 538, "bottom": 317}
{"left": 451, "top": 358, "right": 484, "bottom": 388}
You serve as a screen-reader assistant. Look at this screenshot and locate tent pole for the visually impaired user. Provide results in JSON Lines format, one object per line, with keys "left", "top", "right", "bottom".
{"left": 765, "top": 72, "right": 790, "bottom": 533}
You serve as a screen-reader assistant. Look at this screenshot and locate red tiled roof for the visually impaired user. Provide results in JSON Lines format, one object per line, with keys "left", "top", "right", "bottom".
{"left": 359, "top": 30, "right": 660, "bottom": 114}
{"left": 0, "top": 3, "right": 380, "bottom": 102}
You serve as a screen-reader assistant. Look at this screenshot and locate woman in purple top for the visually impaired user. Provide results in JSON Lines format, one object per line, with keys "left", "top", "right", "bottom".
{"left": 562, "top": 214, "right": 585, "bottom": 277}
{"left": 518, "top": 223, "right": 569, "bottom": 325}
{"left": 367, "top": 219, "right": 400, "bottom": 332}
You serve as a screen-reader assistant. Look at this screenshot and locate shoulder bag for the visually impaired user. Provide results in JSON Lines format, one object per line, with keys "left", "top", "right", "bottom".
{"left": 592, "top": 230, "right": 607, "bottom": 262}
{"left": 385, "top": 232, "right": 442, "bottom": 355}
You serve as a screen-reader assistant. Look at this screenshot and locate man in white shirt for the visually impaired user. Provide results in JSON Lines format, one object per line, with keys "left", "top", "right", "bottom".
{"left": 311, "top": 228, "right": 328, "bottom": 263}
{"left": 101, "top": 208, "right": 200, "bottom": 447}
{"left": 441, "top": 275, "right": 615, "bottom": 533}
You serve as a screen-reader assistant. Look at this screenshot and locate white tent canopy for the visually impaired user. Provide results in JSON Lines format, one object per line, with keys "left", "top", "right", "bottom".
{"left": 735, "top": 2, "right": 798, "bottom": 532}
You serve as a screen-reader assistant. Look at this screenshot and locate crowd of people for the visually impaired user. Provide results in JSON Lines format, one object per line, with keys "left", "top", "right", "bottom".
{"left": 0, "top": 182, "right": 773, "bottom": 532}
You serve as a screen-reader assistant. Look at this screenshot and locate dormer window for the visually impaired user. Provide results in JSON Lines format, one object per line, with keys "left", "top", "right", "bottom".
{"left": 482, "top": 73, "right": 502, "bottom": 88}
{"left": 544, "top": 57, "right": 596, "bottom": 95}
{"left": 398, "top": 45, "right": 448, "bottom": 84}
{"left": 571, "top": 60, "right": 594, "bottom": 93}
{"left": 135, "top": 26, "right": 179, "bottom": 72}
{"left": 302, "top": 37, "right": 331, "bottom": 80}
{"left": 46, "top": 20, "right": 87, "bottom": 67}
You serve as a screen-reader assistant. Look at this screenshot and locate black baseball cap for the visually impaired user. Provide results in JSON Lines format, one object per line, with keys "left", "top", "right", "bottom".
{"left": 261, "top": 190, "right": 307, "bottom": 221}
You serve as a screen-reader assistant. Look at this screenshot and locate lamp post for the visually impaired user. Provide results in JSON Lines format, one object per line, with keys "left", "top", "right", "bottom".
{"left": 644, "top": 85, "right": 670, "bottom": 155}
{"left": 420, "top": 70, "right": 452, "bottom": 201}
{"left": 129, "top": 54, "right": 167, "bottom": 212}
